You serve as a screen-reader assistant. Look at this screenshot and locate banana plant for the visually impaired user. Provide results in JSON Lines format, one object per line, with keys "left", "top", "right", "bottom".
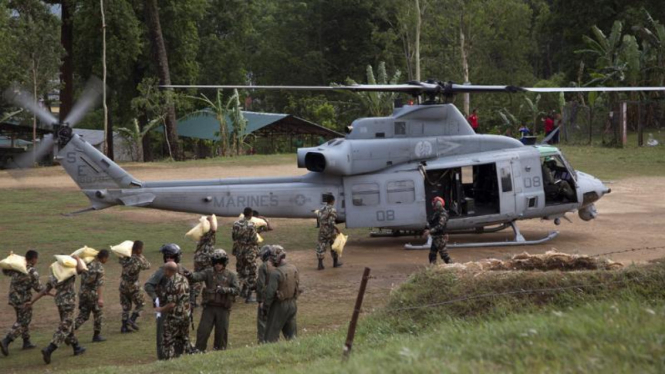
{"left": 344, "top": 62, "right": 401, "bottom": 117}
{"left": 117, "top": 116, "right": 164, "bottom": 162}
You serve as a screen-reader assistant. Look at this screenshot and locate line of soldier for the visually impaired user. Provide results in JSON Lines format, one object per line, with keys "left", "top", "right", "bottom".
{"left": 1, "top": 206, "right": 302, "bottom": 364}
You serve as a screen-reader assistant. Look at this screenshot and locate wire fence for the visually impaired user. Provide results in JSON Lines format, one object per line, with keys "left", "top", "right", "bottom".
{"left": 561, "top": 100, "right": 665, "bottom": 146}
{"left": 366, "top": 245, "right": 665, "bottom": 315}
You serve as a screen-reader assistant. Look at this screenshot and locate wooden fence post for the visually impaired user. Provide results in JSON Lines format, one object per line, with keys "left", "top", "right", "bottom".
{"left": 343, "top": 267, "right": 371, "bottom": 361}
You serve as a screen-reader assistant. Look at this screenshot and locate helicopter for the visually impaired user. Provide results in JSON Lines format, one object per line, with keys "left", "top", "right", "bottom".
{"left": 4, "top": 79, "right": 663, "bottom": 249}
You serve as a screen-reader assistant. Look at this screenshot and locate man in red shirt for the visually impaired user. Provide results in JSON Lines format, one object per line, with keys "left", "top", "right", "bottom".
{"left": 543, "top": 114, "right": 555, "bottom": 144}
{"left": 468, "top": 108, "right": 479, "bottom": 133}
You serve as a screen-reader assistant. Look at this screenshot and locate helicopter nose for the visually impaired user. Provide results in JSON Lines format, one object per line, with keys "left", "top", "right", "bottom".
{"left": 576, "top": 171, "right": 610, "bottom": 206}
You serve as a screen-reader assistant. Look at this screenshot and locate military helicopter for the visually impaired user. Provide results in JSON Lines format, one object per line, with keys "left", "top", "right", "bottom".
{"left": 5, "top": 79, "right": 663, "bottom": 248}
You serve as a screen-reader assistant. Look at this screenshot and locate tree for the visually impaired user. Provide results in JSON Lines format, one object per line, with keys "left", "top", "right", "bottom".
{"left": 117, "top": 116, "right": 163, "bottom": 161}
{"left": 143, "top": 0, "right": 182, "bottom": 160}
{"left": 9, "top": 0, "right": 63, "bottom": 162}
{"left": 131, "top": 77, "right": 178, "bottom": 160}
{"left": 187, "top": 89, "right": 248, "bottom": 156}
{"left": 344, "top": 62, "right": 402, "bottom": 117}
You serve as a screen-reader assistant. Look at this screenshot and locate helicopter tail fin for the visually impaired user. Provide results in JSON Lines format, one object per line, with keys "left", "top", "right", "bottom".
{"left": 57, "top": 134, "right": 141, "bottom": 191}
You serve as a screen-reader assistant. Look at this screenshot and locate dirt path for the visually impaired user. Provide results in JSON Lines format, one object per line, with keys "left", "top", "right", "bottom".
{"left": 2, "top": 163, "right": 663, "bottom": 308}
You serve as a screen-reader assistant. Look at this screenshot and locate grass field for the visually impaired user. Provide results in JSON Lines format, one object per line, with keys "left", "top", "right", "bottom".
{"left": 63, "top": 260, "right": 665, "bottom": 374}
{"left": 0, "top": 144, "right": 664, "bottom": 373}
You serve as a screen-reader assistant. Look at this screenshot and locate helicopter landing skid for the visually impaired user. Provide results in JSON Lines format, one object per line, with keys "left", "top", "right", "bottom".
{"left": 404, "top": 222, "right": 559, "bottom": 249}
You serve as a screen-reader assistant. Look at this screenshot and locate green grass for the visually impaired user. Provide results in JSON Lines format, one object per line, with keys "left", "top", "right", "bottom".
{"left": 559, "top": 143, "right": 665, "bottom": 180}
{"left": 61, "top": 261, "right": 665, "bottom": 374}
{"left": 0, "top": 188, "right": 366, "bottom": 373}
{"left": 2, "top": 146, "right": 664, "bottom": 373}
{"left": 120, "top": 153, "right": 297, "bottom": 169}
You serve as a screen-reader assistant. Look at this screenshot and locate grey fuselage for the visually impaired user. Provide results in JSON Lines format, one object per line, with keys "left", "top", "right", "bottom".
{"left": 58, "top": 103, "right": 609, "bottom": 230}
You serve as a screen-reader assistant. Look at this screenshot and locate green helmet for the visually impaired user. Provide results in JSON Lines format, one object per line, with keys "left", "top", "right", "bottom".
{"left": 211, "top": 249, "right": 228, "bottom": 266}
{"left": 259, "top": 245, "right": 272, "bottom": 262}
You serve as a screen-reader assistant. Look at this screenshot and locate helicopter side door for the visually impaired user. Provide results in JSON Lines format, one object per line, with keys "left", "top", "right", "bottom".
{"left": 496, "top": 160, "right": 517, "bottom": 215}
{"left": 343, "top": 171, "right": 427, "bottom": 228}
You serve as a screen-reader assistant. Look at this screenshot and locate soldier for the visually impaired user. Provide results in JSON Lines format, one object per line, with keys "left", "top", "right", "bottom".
{"left": 262, "top": 245, "right": 300, "bottom": 343}
{"left": 253, "top": 210, "right": 273, "bottom": 232}
{"left": 0, "top": 250, "right": 41, "bottom": 356}
{"left": 119, "top": 240, "right": 151, "bottom": 333}
{"left": 192, "top": 217, "right": 216, "bottom": 308}
{"left": 74, "top": 250, "right": 110, "bottom": 342}
{"left": 255, "top": 245, "right": 272, "bottom": 344}
{"left": 144, "top": 243, "right": 190, "bottom": 360}
{"left": 186, "top": 249, "right": 239, "bottom": 351}
{"left": 28, "top": 255, "right": 87, "bottom": 365}
{"left": 316, "top": 194, "right": 341, "bottom": 270}
{"left": 423, "top": 197, "right": 451, "bottom": 264}
{"left": 155, "top": 262, "right": 191, "bottom": 360}
{"left": 232, "top": 207, "right": 260, "bottom": 303}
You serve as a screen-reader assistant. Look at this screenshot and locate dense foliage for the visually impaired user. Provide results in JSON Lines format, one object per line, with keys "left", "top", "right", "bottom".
{"left": 1, "top": 0, "right": 664, "bottom": 158}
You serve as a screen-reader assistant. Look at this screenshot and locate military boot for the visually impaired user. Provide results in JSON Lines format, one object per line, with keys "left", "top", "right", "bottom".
{"left": 1, "top": 336, "right": 12, "bottom": 356}
{"left": 245, "top": 292, "right": 257, "bottom": 304}
{"left": 441, "top": 252, "right": 452, "bottom": 264}
{"left": 72, "top": 343, "right": 86, "bottom": 356}
{"left": 333, "top": 256, "right": 343, "bottom": 268}
{"left": 317, "top": 259, "right": 324, "bottom": 270}
{"left": 128, "top": 312, "right": 140, "bottom": 331}
{"left": 428, "top": 253, "right": 437, "bottom": 265}
{"left": 121, "top": 321, "right": 133, "bottom": 334}
{"left": 22, "top": 338, "right": 36, "bottom": 350}
{"left": 92, "top": 332, "right": 106, "bottom": 343}
{"left": 41, "top": 343, "right": 57, "bottom": 364}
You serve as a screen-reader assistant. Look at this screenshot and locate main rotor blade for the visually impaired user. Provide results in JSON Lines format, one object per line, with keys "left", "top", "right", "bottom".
{"left": 8, "top": 134, "right": 55, "bottom": 170}
{"left": 2, "top": 86, "right": 57, "bottom": 127}
{"left": 524, "top": 86, "right": 665, "bottom": 93}
{"left": 64, "top": 76, "right": 104, "bottom": 128}
{"left": 162, "top": 83, "right": 665, "bottom": 95}
{"left": 161, "top": 84, "right": 433, "bottom": 93}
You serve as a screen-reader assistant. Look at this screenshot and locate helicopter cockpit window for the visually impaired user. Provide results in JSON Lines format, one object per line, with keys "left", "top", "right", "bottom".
{"left": 387, "top": 180, "right": 415, "bottom": 204}
{"left": 394, "top": 122, "right": 406, "bottom": 136}
{"left": 352, "top": 183, "right": 380, "bottom": 206}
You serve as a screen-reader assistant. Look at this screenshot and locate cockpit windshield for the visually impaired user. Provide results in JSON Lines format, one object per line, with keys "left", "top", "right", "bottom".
{"left": 557, "top": 153, "right": 577, "bottom": 181}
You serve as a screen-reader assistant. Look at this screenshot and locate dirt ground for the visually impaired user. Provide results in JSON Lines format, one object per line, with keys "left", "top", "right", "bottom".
{"left": 1, "top": 162, "right": 664, "bottom": 371}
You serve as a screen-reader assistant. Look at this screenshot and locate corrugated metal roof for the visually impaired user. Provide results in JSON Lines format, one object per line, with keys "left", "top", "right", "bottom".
{"left": 169, "top": 109, "right": 341, "bottom": 141}
{"left": 173, "top": 109, "right": 287, "bottom": 140}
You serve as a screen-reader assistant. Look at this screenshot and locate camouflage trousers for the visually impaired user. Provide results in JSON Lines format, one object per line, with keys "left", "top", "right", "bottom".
{"left": 236, "top": 248, "right": 258, "bottom": 298}
{"left": 315, "top": 237, "right": 338, "bottom": 260}
{"left": 75, "top": 296, "right": 103, "bottom": 334}
{"left": 51, "top": 305, "right": 78, "bottom": 347}
{"left": 6, "top": 306, "right": 32, "bottom": 341}
{"left": 120, "top": 284, "right": 145, "bottom": 322}
{"left": 162, "top": 316, "right": 190, "bottom": 360}
{"left": 429, "top": 235, "right": 451, "bottom": 263}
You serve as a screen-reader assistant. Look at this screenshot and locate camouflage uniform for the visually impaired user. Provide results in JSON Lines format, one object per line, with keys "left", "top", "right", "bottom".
{"left": 263, "top": 262, "right": 299, "bottom": 343}
{"left": 316, "top": 204, "right": 338, "bottom": 260}
{"left": 232, "top": 218, "right": 259, "bottom": 298}
{"left": 74, "top": 259, "right": 105, "bottom": 335}
{"left": 188, "top": 267, "right": 239, "bottom": 351}
{"left": 144, "top": 263, "right": 190, "bottom": 360}
{"left": 161, "top": 272, "right": 191, "bottom": 360}
{"left": 3, "top": 267, "right": 41, "bottom": 341}
{"left": 192, "top": 231, "right": 216, "bottom": 306}
{"left": 43, "top": 275, "right": 79, "bottom": 347}
{"left": 428, "top": 205, "right": 451, "bottom": 264}
{"left": 119, "top": 254, "right": 151, "bottom": 323}
{"left": 255, "top": 261, "right": 269, "bottom": 343}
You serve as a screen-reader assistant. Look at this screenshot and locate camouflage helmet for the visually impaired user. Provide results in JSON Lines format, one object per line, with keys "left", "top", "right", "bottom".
{"left": 268, "top": 245, "right": 286, "bottom": 265}
{"left": 160, "top": 243, "right": 182, "bottom": 263}
{"left": 211, "top": 249, "right": 229, "bottom": 266}
{"left": 259, "top": 245, "right": 272, "bottom": 263}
